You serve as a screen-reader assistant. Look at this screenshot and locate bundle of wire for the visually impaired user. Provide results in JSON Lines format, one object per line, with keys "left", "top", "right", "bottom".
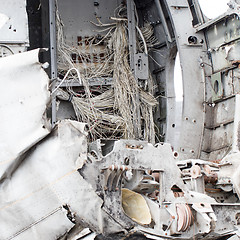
{"left": 56, "top": 88, "right": 125, "bottom": 139}
{"left": 55, "top": 1, "right": 158, "bottom": 143}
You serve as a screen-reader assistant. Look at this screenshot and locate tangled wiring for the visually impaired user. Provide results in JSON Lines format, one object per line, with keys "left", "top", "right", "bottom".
{"left": 54, "top": 1, "right": 158, "bottom": 143}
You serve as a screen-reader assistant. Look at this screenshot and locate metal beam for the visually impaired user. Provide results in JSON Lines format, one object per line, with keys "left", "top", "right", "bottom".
{"left": 49, "top": 0, "right": 58, "bottom": 126}
{"left": 154, "top": 0, "right": 172, "bottom": 43}
{"left": 126, "top": 0, "right": 141, "bottom": 139}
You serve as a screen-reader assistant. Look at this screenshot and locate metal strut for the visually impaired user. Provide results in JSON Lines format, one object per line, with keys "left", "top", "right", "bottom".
{"left": 126, "top": 0, "right": 141, "bottom": 139}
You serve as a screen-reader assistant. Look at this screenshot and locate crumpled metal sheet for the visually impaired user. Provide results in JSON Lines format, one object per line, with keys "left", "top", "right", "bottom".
{"left": 0, "top": 49, "right": 51, "bottom": 181}
{"left": 11, "top": 207, "right": 75, "bottom": 240}
{"left": 0, "top": 120, "right": 104, "bottom": 240}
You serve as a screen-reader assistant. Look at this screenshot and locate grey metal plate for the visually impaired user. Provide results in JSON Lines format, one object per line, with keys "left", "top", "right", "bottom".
{"left": 0, "top": 0, "right": 29, "bottom": 44}
{"left": 57, "top": 0, "right": 122, "bottom": 46}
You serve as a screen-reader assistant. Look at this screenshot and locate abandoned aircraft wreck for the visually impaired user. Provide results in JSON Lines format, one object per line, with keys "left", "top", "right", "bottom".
{"left": 0, "top": 0, "right": 240, "bottom": 239}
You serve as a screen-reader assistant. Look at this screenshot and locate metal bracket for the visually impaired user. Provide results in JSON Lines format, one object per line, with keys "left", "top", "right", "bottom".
{"left": 134, "top": 53, "right": 149, "bottom": 80}
{"left": 211, "top": 72, "right": 223, "bottom": 102}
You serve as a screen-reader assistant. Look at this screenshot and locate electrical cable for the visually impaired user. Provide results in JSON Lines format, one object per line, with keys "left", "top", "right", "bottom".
{"left": 55, "top": 0, "right": 157, "bottom": 142}
{"left": 52, "top": 67, "right": 82, "bottom": 94}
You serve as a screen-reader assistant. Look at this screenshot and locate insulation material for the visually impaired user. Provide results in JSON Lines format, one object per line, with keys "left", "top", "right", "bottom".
{"left": 0, "top": 120, "right": 104, "bottom": 240}
{"left": 0, "top": 49, "right": 51, "bottom": 181}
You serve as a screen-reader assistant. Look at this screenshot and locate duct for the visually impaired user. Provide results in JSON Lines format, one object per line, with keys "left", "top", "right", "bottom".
{"left": 0, "top": 49, "right": 51, "bottom": 182}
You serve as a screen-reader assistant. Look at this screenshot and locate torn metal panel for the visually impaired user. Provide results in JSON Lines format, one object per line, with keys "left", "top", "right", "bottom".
{"left": 11, "top": 208, "right": 75, "bottom": 240}
{"left": 0, "top": 120, "right": 105, "bottom": 239}
{"left": 0, "top": 49, "right": 51, "bottom": 181}
{"left": 195, "top": 10, "right": 240, "bottom": 32}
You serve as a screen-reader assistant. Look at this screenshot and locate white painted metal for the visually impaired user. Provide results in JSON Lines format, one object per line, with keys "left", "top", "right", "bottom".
{"left": 0, "top": 49, "right": 51, "bottom": 181}
{"left": 165, "top": 0, "right": 207, "bottom": 159}
{"left": 0, "top": 0, "right": 29, "bottom": 54}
